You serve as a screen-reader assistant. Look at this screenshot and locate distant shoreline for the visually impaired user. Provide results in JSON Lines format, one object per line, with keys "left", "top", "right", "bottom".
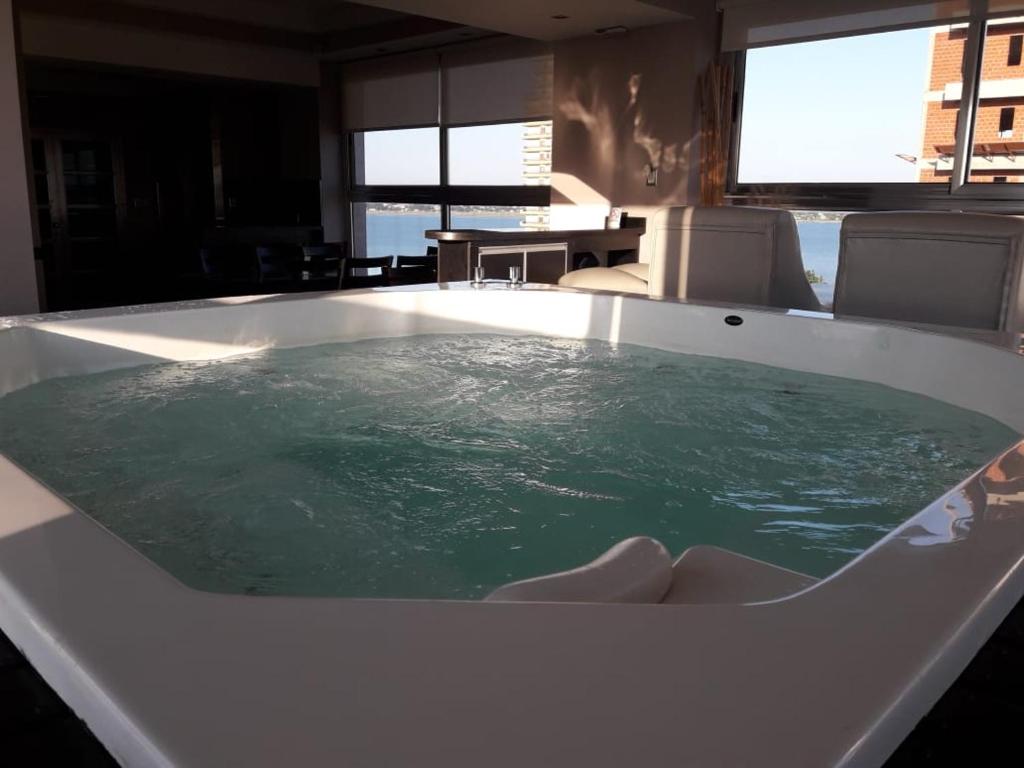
{"left": 366, "top": 209, "right": 522, "bottom": 217}
{"left": 791, "top": 211, "right": 846, "bottom": 223}
{"left": 368, "top": 209, "right": 847, "bottom": 222}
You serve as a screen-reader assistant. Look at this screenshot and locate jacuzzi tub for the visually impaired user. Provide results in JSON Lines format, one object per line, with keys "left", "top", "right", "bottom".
{"left": 0, "top": 284, "right": 1022, "bottom": 767}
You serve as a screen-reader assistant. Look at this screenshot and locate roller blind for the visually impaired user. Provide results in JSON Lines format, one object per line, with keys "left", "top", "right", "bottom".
{"left": 341, "top": 52, "right": 439, "bottom": 131}
{"left": 441, "top": 40, "right": 552, "bottom": 126}
{"left": 720, "top": 0, "right": 976, "bottom": 50}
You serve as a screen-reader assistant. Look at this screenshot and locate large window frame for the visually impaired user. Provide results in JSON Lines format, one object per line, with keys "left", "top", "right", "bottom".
{"left": 727, "top": 14, "right": 1024, "bottom": 213}
{"left": 347, "top": 117, "right": 552, "bottom": 256}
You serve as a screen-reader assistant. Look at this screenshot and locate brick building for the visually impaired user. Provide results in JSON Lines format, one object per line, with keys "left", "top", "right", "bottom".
{"left": 921, "top": 18, "right": 1024, "bottom": 182}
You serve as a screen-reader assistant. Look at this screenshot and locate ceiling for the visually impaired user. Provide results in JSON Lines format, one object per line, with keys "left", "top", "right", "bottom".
{"left": 19, "top": 0, "right": 499, "bottom": 59}
{"left": 18, "top": 0, "right": 701, "bottom": 62}
{"left": 346, "top": 0, "right": 698, "bottom": 40}
{"left": 114, "top": 0, "right": 407, "bottom": 33}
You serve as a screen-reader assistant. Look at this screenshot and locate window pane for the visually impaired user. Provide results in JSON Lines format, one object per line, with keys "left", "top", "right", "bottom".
{"left": 739, "top": 27, "right": 954, "bottom": 183}
{"left": 1009, "top": 33, "right": 1022, "bottom": 66}
{"left": 450, "top": 205, "right": 550, "bottom": 230}
{"left": 64, "top": 173, "right": 116, "bottom": 206}
{"left": 966, "top": 18, "right": 1024, "bottom": 183}
{"left": 793, "top": 211, "right": 847, "bottom": 308}
{"left": 62, "top": 141, "right": 111, "bottom": 174}
{"left": 448, "top": 121, "right": 551, "bottom": 185}
{"left": 353, "top": 128, "right": 439, "bottom": 186}
{"left": 353, "top": 202, "right": 440, "bottom": 258}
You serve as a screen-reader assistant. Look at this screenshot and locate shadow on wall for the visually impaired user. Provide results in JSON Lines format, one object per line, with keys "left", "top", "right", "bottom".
{"left": 550, "top": 19, "right": 716, "bottom": 222}
{"left": 557, "top": 71, "right": 695, "bottom": 207}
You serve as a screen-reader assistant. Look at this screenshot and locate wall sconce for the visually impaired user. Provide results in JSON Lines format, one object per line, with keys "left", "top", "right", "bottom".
{"left": 644, "top": 163, "right": 658, "bottom": 187}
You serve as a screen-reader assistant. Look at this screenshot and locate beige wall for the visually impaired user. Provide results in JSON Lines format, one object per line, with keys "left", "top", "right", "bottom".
{"left": 550, "top": 7, "right": 718, "bottom": 238}
{"left": 0, "top": 0, "right": 38, "bottom": 316}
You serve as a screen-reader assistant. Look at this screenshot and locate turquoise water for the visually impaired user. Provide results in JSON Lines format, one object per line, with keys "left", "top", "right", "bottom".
{"left": 0, "top": 335, "right": 1014, "bottom": 599}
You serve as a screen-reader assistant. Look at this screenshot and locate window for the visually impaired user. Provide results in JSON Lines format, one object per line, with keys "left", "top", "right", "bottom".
{"left": 968, "top": 20, "right": 1024, "bottom": 183}
{"left": 737, "top": 26, "right": 952, "bottom": 184}
{"left": 349, "top": 120, "right": 552, "bottom": 257}
{"left": 999, "top": 107, "right": 1015, "bottom": 138}
{"left": 732, "top": 13, "right": 1024, "bottom": 204}
{"left": 448, "top": 122, "right": 551, "bottom": 186}
{"left": 352, "top": 128, "right": 439, "bottom": 186}
{"left": 450, "top": 205, "right": 550, "bottom": 231}
{"left": 345, "top": 44, "right": 552, "bottom": 258}
{"left": 1009, "top": 34, "right": 1022, "bottom": 66}
{"left": 793, "top": 211, "right": 848, "bottom": 307}
{"left": 352, "top": 203, "right": 441, "bottom": 258}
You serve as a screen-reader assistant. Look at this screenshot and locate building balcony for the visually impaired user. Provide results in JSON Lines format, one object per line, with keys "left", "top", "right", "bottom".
{"left": 944, "top": 78, "right": 1024, "bottom": 101}
{"left": 929, "top": 140, "right": 1024, "bottom": 171}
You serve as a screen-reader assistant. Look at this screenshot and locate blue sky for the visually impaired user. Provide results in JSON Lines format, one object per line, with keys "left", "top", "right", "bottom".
{"left": 738, "top": 27, "right": 935, "bottom": 183}
{"left": 363, "top": 122, "right": 524, "bottom": 185}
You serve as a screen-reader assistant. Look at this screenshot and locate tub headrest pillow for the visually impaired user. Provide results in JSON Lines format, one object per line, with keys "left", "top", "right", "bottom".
{"left": 611, "top": 262, "right": 651, "bottom": 282}
{"left": 557, "top": 267, "right": 649, "bottom": 295}
{"left": 483, "top": 536, "right": 673, "bottom": 603}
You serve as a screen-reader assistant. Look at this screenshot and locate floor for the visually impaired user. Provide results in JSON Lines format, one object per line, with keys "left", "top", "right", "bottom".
{"left": 0, "top": 594, "right": 1020, "bottom": 767}
{"left": 885, "top": 592, "right": 1024, "bottom": 765}
{"left": 0, "top": 630, "right": 116, "bottom": 766}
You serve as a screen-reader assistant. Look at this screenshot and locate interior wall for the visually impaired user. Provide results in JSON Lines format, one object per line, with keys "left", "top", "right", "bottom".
{"left": 0, "top": 0, "right": 38, "bottom": 316}
{"left": 550, "top": 6, "right": 719, "bottom": 241}
{"left": 318, "top": 63, "right": 345, "bottom": 246}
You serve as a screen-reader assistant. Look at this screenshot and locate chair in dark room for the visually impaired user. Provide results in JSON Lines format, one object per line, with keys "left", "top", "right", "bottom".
{"left": 391, "top": 254, "right": 438, "bottom": 285}
{"left": 342, "top": 256, "right": 392, "bottom": 289}
{"left": 300, "top": 243, "right": 345, "bottom": 290}
{"left": 255, "top": 244, "right": 302, "bottom": 290}
{"left": 199, "top": 243, "right": 258, "bottom": 295}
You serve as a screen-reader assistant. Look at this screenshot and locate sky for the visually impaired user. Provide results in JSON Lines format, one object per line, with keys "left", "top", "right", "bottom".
{"left": 738, "top": 26, "right": 935, "bottom": 183}
{"left": 363, "top": 122, "right": 525, "bottom": 185}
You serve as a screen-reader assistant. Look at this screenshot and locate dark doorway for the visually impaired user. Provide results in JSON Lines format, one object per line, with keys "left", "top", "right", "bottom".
{"left": 32, "top": 137, "right": 124, "bottom": 309}
{"left": 25, "top": 62, "right": 323, "bottom": 310}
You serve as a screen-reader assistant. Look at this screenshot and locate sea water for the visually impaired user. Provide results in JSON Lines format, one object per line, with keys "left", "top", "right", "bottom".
{"left": 0, "top": 335, "right": 1014, "bottom": 599}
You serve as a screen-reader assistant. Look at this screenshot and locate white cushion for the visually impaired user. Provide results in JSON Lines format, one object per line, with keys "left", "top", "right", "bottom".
{"left": 557, "top": 266, "right": 648, "bottom": 294}
{"left": 484, "top": 536, "right": 673, "bottom": 603}
{"left": 612, "top": 262, "right": 650, "bottom": 281}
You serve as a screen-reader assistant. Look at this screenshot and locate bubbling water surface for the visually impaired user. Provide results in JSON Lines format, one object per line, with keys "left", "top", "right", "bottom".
{"left": 0, "top": 334, "right": 1015, "bottom": 599}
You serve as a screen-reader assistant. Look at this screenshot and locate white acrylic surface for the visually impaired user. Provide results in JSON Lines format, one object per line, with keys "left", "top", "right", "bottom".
{"left": 1, "top": 285, "right": 1022, "bottom": 767}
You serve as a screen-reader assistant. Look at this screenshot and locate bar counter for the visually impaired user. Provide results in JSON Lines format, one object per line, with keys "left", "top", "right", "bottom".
{"left": 426, "top": 224, "right": 646, "bottom": 284}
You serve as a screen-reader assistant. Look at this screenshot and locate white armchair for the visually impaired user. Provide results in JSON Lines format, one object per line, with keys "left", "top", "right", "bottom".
{"left": 557, "top": 206, "right": 822, "bottom": 312}
{"left": 834, "top": 211, "right": 1024, "bottom": 332}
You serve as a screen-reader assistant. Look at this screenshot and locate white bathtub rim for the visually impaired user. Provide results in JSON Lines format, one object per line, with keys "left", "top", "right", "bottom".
{"left": 1, "top": 287, "right": 1023, "bottom": 767}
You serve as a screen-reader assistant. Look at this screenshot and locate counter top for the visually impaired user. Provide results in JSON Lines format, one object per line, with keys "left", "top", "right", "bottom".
{"left": 425, "top": 226, "right": 645, "bottom": 243}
